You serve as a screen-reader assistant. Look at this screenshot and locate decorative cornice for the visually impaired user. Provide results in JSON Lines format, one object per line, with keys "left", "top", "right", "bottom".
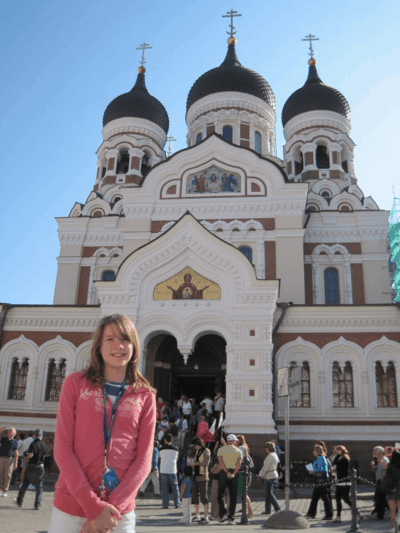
{"left": 187, "top": 92, "right": 276, "bottom": 127}
{"left": 279, "top": 315, "right": 400, "bottom": 333}
{"left": 102, "top": 117, "right": 167, "bottom": 148}
{"left": 4, "top": 308, "right": 100, "bottom": 331}
{"left": 141, "top": 203, "right": 305, "bottom": 221}
{"left": 305, "top": 228, "right": 388, "bottom": 243}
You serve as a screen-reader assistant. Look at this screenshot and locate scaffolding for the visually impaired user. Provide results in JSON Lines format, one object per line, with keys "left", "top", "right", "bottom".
{"left": 389, "top": 195, "right": 400, "bottom": 302}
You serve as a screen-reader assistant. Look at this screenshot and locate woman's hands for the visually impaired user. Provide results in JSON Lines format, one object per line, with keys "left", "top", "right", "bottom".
{"left": 81, "top": 504, "right": 122, "bottom": 533}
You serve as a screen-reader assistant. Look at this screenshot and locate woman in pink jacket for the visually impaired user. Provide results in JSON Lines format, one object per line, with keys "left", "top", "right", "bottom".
{"left": 48, "top": 314, "right": 156, "bottom": 533}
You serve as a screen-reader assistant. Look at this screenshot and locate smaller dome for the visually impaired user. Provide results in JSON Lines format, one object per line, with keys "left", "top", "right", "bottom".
{"left": 282, "top": 59, "right": 350, "bottom": 127}
{"left": 187, "top": 42, "right": 275, "bottom": 113}
{"left": 103, "top": 68, "right": 169, "bottom": 133}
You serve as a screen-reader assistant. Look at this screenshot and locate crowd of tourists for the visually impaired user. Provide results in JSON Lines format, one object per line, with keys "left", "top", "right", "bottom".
{"left": 1, "top": 313, "right": 399, "bottom": 533}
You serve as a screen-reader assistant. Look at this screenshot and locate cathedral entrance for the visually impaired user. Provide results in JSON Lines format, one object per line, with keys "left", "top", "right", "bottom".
{"left": 153, "top": 334, "right": 226, "bottom": 404}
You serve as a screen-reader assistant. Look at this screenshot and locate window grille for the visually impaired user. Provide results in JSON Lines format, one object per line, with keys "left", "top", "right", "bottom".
{"left": 45, "top": 358, "right": 66, "bottom": 401}
{"left": 196, "top": 132, "right": 202, "bottom": 144}
{"left": 255, "top": 131, "right": 261, "bottom": 154}
{"left": 332, "top": 361, "right": 354, "bottom": 407}
{"left": 8, "top": 357, "right": 29, "bottom": 400}
{"left": 324, "top": 267, "right": 340, "bottom": 304}
{"left": 238, "top": 245, "right": 252, "bottom": 262}
{"left": 376, "top": 361, "right": 397, "bottom": 407}
{"left": 290, "top": 362, "right": 310, "bottom": 407}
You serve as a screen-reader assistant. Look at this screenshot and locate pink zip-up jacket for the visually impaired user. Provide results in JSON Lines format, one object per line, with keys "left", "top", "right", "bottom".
{"left": 53, "top": 371, "right": 156, "bottom": 521}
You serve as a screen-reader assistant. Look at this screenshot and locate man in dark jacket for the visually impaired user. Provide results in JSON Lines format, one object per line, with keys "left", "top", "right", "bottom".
{"left": 14, "top": 429, "right": 46, "bottom": 510}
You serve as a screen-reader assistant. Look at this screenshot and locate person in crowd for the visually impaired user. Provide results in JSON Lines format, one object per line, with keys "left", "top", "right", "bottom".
{"left": 181, "top": 396, "right": 192, "bottom": 424}
{"left": 237, "top": 434, "right": 253, "bottom": 518}
{"left": 259, "top": 441, "right": 281, "bottom": 516}
{"left": 371, "top": 445, "right": 389, "bottom": 520}
{"left": 10, "top": 432, "right": 23, "bottom": 485}
{"left": 217, "top": 434, "right": 242, "bottom": 524}
{"left": 190, "top": 436, "right": 211, "bottom": 524}
{"left": 277, "top": 445, "right": 285, "bottom": 490}
{"left": 14, "top": 428, "right": 46, "bottom": 510}
{"left": 167, "top": 416, "right": 179, "bottom": 447}
{"left": 315, "top": 440, "right": 333, "bottom": 505}
{"left": 332, "top": 445, "right": 361, "bottom": 523}
{"left": 383, "top": 448, "right": 400, "bottom": 532}
{"left": 20, "top": 430, "right": 34, "bottom": 484}
{"left": 177, "top": 414, "right": 188, "bottom": 449}
{"left": 385, "top": 446, "right": 394, "bottom": 460}
{"left": 156, "top": 397, "right": 164, "bottom": 423}
{"left": 0, "top": 426, "right": 18, "bottom": 497}
{"left": 44, "top": 438, "right": 54, "bottom": 476}
{"left": 305, "top": 444, "right": 333, "bottom": 520}
{"left": 46, "top": 314, "right": 156, "bottom": 533}
{"left": 189, "top": 399, "right": 199, "bottom": 433}
{"left": 202, "top": 395, "right": 214, "bottom": 417}
{"left": 159, "top": 433, "right": 180, "bottom": 510}
{"left": 196, "top": 415, "right": 215, "bottom": 446}
{"left": 209, "top": 459, "right": 222, "bottom": 521}
{"left": 180, "top": 465, "right": 193, "bottom": 524}
{"left": 161, "top": 401, "right": 171, "bottom": 420}
{"left": 139, "top": 440, "right": 160, "bottom": 498}
{"left": 157, "top": 425, "right": 168, "bottom": 444}
{"left": 177, "top": 395, "right": 185, "bottom": 410}
{"left": 213, "top": 392, "right": 225, "bottom": 421}
{"left": 213, "top": 427, "right": 226, "bottom": 457}
{"left": 171, "top": 401, "right": 181, "bottom": 422}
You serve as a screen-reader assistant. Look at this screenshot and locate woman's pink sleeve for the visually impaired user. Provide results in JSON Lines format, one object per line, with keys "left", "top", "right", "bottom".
{"left": 54, "top": 373, "right": 108, "bottom": 521}
{"left": 107, "top": 391, "right": 156, "bottom": 511}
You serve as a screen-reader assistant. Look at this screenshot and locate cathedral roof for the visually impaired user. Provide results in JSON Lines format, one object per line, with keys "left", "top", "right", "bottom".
{"left": 186, "top": 41, "right": 276, "bottom": 113}
{"left": 103, "top": 68, "right": 169, "bottom": 133}
{"left": 281, "top": 59, "right": 350, "bottom": 127}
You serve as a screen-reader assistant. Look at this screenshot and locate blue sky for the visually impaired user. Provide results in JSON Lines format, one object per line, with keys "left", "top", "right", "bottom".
{"left": 1, "top": 0, "right": 399, "bottom": 304}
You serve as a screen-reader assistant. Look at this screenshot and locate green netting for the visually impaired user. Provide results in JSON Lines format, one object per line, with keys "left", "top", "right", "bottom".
{"left": 389, "top": 197, "right": 400, "bottom": 301}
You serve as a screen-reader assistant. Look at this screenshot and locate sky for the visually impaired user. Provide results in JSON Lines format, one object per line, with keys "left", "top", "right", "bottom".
{"left": 1, "top": 0, "right": 399, "bottom": 305}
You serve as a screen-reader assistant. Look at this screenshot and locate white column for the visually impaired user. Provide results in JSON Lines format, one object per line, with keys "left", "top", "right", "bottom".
{"left": 343, "top": 256, "right": 353, "bottom": 304}
{"left": 311, "top": 256, "right": 321, "bottom": 304}
{"left": 257, "top": 235, "right": 265, "bottom": 278}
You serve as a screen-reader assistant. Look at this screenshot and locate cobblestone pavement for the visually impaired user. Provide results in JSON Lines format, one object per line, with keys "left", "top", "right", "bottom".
{"left": 0, "top": 484, "right": 394, "bottom": 533}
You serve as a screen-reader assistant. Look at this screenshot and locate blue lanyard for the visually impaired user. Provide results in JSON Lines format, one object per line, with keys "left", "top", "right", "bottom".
{"left": 103, "top": 379, "right": 126, "bottom": 453}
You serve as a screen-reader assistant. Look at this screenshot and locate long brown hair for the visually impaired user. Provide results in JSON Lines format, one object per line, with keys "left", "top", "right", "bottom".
{"left": 82, "top": 314, "right": 155, "bottom": 392}
{"left": 336, "top": 445, "right": 350, "bottom": 461}
{"left": 237, "top": 435, "right": 250, "bottom": 457}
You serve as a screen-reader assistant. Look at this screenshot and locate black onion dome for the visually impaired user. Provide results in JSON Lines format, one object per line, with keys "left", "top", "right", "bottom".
{"left": 103, "top": 69, "right": 169, "bottom": 133}
{"left": 282, "top": 60, "right": 350, "bottom": 127}
{"left": 186, "top": 43, "right": 276, "bottom": 113}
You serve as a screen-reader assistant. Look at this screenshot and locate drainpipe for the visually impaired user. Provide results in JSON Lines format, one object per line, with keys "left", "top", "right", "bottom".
{"left": 271, "top": 302, "right": 291, "bottom": 423}
{"left": 0, "top": 304, "right": 12, "bottom": 348}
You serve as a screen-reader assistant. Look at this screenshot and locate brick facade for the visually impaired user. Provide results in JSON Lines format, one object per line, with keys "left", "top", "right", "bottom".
{"left": 351, "top": 263, "right": 365, "bottom": 304}
{"left": 264, "top": 241, "right": 276, "bottom": 280}
{"left": 77, "top": 266, "right": 91, "bottom": 305}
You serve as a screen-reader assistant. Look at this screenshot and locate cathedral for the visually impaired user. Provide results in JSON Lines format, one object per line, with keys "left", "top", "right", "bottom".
{"left": 0, "top": 19, "right": 399, "bottom": 476}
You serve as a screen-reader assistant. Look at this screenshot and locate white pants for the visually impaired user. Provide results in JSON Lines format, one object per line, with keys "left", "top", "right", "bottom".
{"left": 181, "top": 498, "right": 191, "bottom": 523}
{"left": 140, "top": 470, "right": 160, "bottom": 494}
{"left": 48, "top": 507, "right": 135, "bottom": 533}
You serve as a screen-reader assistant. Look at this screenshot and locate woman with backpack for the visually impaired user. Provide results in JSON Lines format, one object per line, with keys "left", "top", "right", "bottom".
{"left": 237, "top": 435, "right": 253, "bottom": 518}
{"left": 305, "top": 444, "right": 333, "bottom": 520}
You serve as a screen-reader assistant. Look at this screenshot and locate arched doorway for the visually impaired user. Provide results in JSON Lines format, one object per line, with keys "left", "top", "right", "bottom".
{"left": 153, "top": 334, "right": 226, "bottom": 404}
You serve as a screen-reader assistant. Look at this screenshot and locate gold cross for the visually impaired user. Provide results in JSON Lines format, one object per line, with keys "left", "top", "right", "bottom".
{"left": 302, "top": 34, "right": 319, "bottom": 58}
{"left": 136, "top": 43, "right": 152, "bottom": 66}
{"left": 222, "top": 10, "right": 242, "bottom": 38}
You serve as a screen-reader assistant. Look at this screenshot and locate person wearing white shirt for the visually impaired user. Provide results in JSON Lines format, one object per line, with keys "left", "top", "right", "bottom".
{"left": 20, "top": 431, "right": 34, "bottom": 483}
{"left": 177, "top": 415, "right": 188, "bottom": 449}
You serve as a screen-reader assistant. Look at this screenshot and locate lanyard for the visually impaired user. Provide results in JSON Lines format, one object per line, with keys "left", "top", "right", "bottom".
{"left": 102, "top": 379, "right": 126, "bottom": 468}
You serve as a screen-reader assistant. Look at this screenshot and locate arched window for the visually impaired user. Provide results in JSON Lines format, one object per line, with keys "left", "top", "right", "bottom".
{"left": 238, "top": 245, "right": 252, "bottom": 262}
{"left": 324, "top": 267, "right": 340, "bottom": 304}
{"left": 290, "top": 361, "right": 310, "bottom": 407}
{"left": 316, "top": 145, "right": 329, "bottom": 169}
{"left": 92, "top": 209, "right": 104, "bottom": 218}
{"left": 295, "top": 153, "right": 304, "bottom": 175}
{"left": 8, "top": 357, "right": 29, "bottom": 400}
{"left": 45, "top": 358, "right": 66, "bottom": 401}
{"left": 321, "top": 190, "right": 331, "bottom": 199}
{"left": 332, "top": 361, "right": 354, "bottom": 407}
{"left": 141, "top": 152, "right": 149, "bottom": 177}
{"left": 196, "top": 132, "right": 202, "bottom": 144}
{"left": 222, "top": 126, "right": 233, "bottom": 143}
{"left": 102, "top": 270, "right": 116, "bottom": 281}
{"left": 255, "top": 131, "right": 261, "bottom": 154}
{"left": 375, "top": 361, "right": 398, "bottom": 407}
{"left": 116, "top": 151, "right": 130, "bottom": 174}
